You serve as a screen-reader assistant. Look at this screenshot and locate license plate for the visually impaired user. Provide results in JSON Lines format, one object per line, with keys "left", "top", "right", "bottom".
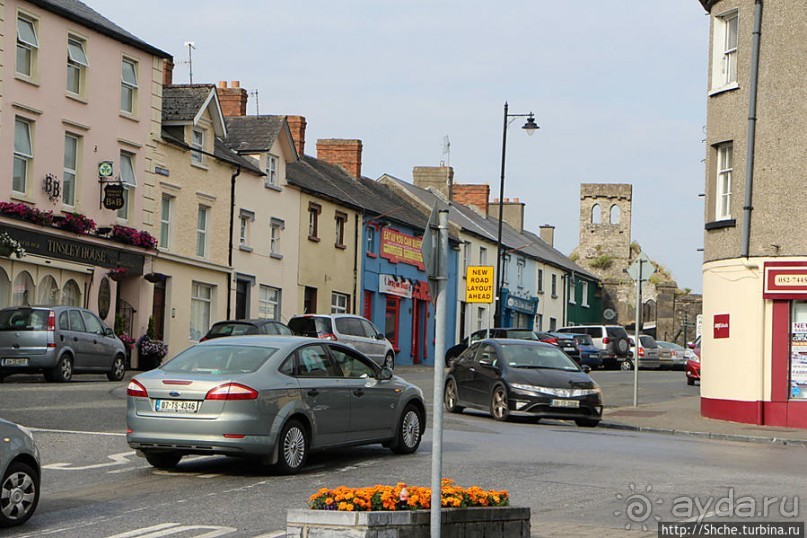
{"left": 2, "top": 358, "right": 29, "bottom": 366}
{"left": 551, "top": 399, "right": 580, "bottom": 408}
{"left": 155, "top": 399, "right": 200, "bottom": 413}
{"left": 563, "top": 347, "right": 575, "bottom": 352}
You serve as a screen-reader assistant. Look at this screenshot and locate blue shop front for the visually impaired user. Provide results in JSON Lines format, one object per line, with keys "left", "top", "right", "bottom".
{"left": 499, "top": 288, "right": 539, "bottom": 329}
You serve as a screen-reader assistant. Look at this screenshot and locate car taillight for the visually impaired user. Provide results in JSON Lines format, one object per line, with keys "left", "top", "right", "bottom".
{"left": 638, "top": 347, "right": 645, "bottom": 358}
{"left": 602, "top": 337, "right": 610, "bottom": 344}
{"left": 127, "top": 380, "right": 148, "bottom": 398}
{"left": 47, "top": 310, "right": 56, "bottom": 331}
{"left": 319, "top": 333, "right": 338, "bottom": 341}
{"left": 205, "top": 383, "right": 259, "bottom": 400}
{"left": 541, "top": 337, "right": 558, "bottom": 345}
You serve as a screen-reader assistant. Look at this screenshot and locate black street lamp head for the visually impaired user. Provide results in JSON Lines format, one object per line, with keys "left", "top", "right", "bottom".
{"left": 522, "top": 115, "right": 540, "bottom": 135}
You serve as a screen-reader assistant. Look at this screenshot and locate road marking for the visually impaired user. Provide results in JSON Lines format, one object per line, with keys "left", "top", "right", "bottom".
{"left": 30, "top": 427, "right": 125, "bottom": 437}
{"left": 252, "top": 532, "right": 285, "bottom": 538}
{"left": 105, "top": 523, "right": 237, "bottom": 538}
{"left": 43, "top": 451, "right": 134, "bottom": 470}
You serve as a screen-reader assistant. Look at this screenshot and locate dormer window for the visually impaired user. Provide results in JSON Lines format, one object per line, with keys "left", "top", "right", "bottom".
{"left": 191, "top": 129, "right": 205, "bottom": 165}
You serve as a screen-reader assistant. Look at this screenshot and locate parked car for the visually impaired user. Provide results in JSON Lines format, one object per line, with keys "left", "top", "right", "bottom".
{"left": 0, "top": 306, "right": 127, "bottom": 382}
{"left": 542, "top": 332, "right": 579, "bottom": 360}
{"left": 689, "top": 335, "right": 702, "bottom": 359}
{"left": 126, "top": 336, "right": 425, "bottom": 474}
{"left": 287, "top": 314, "right": 395, "bottom": 368}
{"left": 556, "top": 325, "right": 631, "bottom": 369}
{"left": 0, "top": 418, "right": 40, "bottom": 528}
{"left": 444, "top": 328, "right": 542, "bottom": 367}
{"left": 686, "top": 354, "right": 701, "bottom": 385}
{"left": 561, "top": 333, "right": 603, "bottom": 369}
{"left": 200, "top": 319, "right": 292, "bottom": 341}
{"left": 627, "top": 335, "right": 661, "bottom": 370}
{"left": 443, "top": 339, "right": 603, "bottom": 427}
{"left": 656, "top": 341, "right": 693, "bottom": 369}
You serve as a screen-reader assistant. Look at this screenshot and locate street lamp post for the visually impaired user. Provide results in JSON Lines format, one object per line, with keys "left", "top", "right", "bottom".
{"left": 494, "top": 102, "right": 539, "bottom": 327}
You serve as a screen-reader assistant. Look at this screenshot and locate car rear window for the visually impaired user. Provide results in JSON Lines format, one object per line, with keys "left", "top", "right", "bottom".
{"left": 209, "top": 323, "right": 258, "bottom": 337}
{"left": 161, "top": 345, "right": 278, "bottom": 374}
{"left": 606, "top": 327, "right": 628, "bottom": 338}
{"left": 0, "top": 309, "right": 49, "bottom": 331}
{"left": 639, "top": 335, "right": 658, "bottom": 348}
{"left": 574, "top": 334, "right": 594, "bottom": 346}
{"left": 288, "top": 317, "right": 332, "bottom": 337}
{"left": 506, "top": 330, "right": 539, "bottom": 340}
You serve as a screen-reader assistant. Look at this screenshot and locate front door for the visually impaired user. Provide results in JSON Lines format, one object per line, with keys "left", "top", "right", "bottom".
{"left": 235, "top": 279, "right": 249, "bottom": 319}
{"left": 151, "top": 281, "right": 166, "bottom": 340}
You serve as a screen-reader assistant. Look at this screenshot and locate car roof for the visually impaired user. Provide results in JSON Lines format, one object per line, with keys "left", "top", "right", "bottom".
{"left": 479, "top": 338, "right": 555, "bottom": 347}
{"left": 212, "top": 319, "right": 283, "bottom": 325}
{"left": 195, "top": 335, "right": 319, "bottom": 350}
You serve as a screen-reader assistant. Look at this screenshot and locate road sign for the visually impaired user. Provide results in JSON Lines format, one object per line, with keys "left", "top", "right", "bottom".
{"left": 628, "top": 251, "right": 655, "bottom": 282}
{"left": 420, "top": 202, "right": 439, "bottom": 279}
{"left": 465, "top": 266, "right": 494, "bottom": 303}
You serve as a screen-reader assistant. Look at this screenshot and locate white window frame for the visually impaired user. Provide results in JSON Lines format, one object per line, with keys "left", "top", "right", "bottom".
{"left": 551, "top": 274, "right": 558, "bottom": 298}
{"left": 716, "top": 143, "right": 733, "bottom": 220}
{"left": 266, "top": 154, "right": 278, "bottom": 187}
{"left": 331, "top": 292, "right": 349, "bottom": 314}
{"left": 516, "top": 257, "right": 525, "bottom": 288}
{"left": 13, "top": 118, "right": 33, "bottom": 195}
{"left": 258, "top": 285, "right": 281, "bottom": 320}
{"left": 63, "top": 133, "right": 79, "bottom": 206}
{"left": 190, "top": 282, "right": 213, "bottom": 341}
{"left": 118, "top": 151, "right": 136, "bottom": 220}
{"left": 538, "top": 268, "right": 544, "bottom": 293}
{"left": 196, "top": 205, "right": 209, "bottom": 257}
{"left": 16, "top": 15, "right": 38, "bottom": 78}
{"left": 239, "top": 216, "right": 248, "bottom": 247}
{"left": 121, "top": 57, "right": 138, "bottom": 114}
{"left": 367, "top": 226, "right": 376, "bottom": 253}
{"left": 191, "top": 129, "right": 205, "bottom": 165}
{"left": 569, "top": 277, "right": 576, "bottom": 305}
{"left": 581, "top": 281, "right": 590, "bottom": 308}
{"left": 479, "top": 246, "right": 487, "bottom": 265}
{"left": 66, "top": 35, "right": 89, "bottom": 96}
{"left": 712, "top": 10, "right": 739, "bottom": 91}
{"left": 160, "top": 195, "right": 172, "bottom": 249}
{"left": 270, "top": 220, "right": 282, "bottom": 256}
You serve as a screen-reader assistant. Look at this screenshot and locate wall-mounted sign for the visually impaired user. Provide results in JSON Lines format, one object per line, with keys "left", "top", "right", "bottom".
{"left": 465, "top": 265, "right": 494, "bottom": 303}
{"left": 790, "top": 319, "right": 807, "bottom": 399}
{"left": 103, "top": 183, "right": 125, "bottom": 210}
{"left": 380, "top": 228, "right": 424, "bottom": 270}
{"left": 379, "top": 274, "right": 413, "bottom": 298}
{"left": 763, "top": 262, "right": 807, "bottom": 299}
{"left": 155, "top": 166, "right": 170, "bottom": 177}
{"left": 43, "top": 173, "right": 61, "bottom": 203}
{"left": 98, "top": 161, "right": 114, "bottom": 178}
{"left": 713, "top": 313, "right": 730, "bottom": 339}
{"left": 501, "top": 289, "right": 539, "bottom": 315}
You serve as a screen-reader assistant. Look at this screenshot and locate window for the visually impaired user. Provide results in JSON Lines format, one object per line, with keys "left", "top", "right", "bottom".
{"left": 516, "top": 257, "right": 525, "bottom": 288}
{"left": 335, "top": 212, "right": 347, "bottom": 248}
{"left": 569, "top": 277, "right": 576, "bottom": 304}
{"left": 63, "top": 134, "right": 79, "bottom": 206}
{"left": 266, "top": 155, "right": 278, "bottom": 187}
{"left": 121, "top": 58, "right": 138, "bottom": 114}
{"left": 536, "top": 313, "right": 543, "bottom": 331}
{"left": 190, "top": 282, "right": 213, "bottom": 341}
{"left": 712, "top": 11, "right": 738, "bottom": 89}
{"left": 308, "top": 202, "right": 321, "bottom": 241}
{"left": 367, "top": 226, "right": 376, "bottom": 254}
{"left": 476, "top": 306, "right": 485, "bottom": 331}
{"left": 258, "top": 285, "right": 280, "bottom": 320}
{"left": 270, "top": 218, "right": 284, "bottom": 257}
{"left": 13, "top": 118, "right": 33, "bottom": 194}
{"left": 479, "top": 246, "right": 488, "bottom": 265}
{"left": 716, "top": 143, "right": 733, "bottom": 220}
{"left": 191, "top": 129, "right": 204, "bottom": 165}
{"left": 160, "top": 195, "right": 172, "bottom": 248}
{"left": 331, "top": 292, "right": 349, "bottom": 314}
{"left": 610, "top": 205, "right": 620, "bottom": 224}
{"left": 551, "top": 274, "right": 558, "bottom": 298}
{"left": 591, "top": 204, "right": 602, "bottom": 224}
{"left": 304, "top": 287, "right": 317, "bottom": 314}
{"left": 118, "top": 152, "right": 136, "bottom": 219}
{"left": 239, "top": 216, "right": 248, "bottom": 247}
{"left": 538, "top": 269, "right": 544, "bottom": 293}
{"left": 363, "top": 290, "right": 373, "bottom": 318}
{"left": 196, "top": 205, "right": 209, "bottom": 257}
{"left": 16, "top": 15, "right": 38, "bottom": 77}
{"left": 549, "top": 317, "right": 557, "bottom": 331}
{"left": 66, "top": 36, "right": 88, "bottom": 95}
{"left": 502, "top": 255, "right": 510, "bottom": 285}
{"left": 462, "top": 242, "right": 470, "bottom": 275}
{"left": 581, "top": 281, "right": 590, "bottom": 307}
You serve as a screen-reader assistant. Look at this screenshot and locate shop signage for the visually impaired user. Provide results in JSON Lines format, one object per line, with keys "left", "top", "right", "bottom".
{"left": 790, "top": 321, "right": 807, "bottom": 399}
{"left": 465, "top": 265, "right": 494, "bottom": 303}
{"left": 379, "top": 274, "right": 413, "bottom": 298}
{"left": 0, "top": 224, "right": 144, "bottom": 274}
{"left": 380, "top": 228, "right": 424, "bottom": 270}
{"left": 501, "top": 289, "right": 539, "bottom": 315}
{"left": 713, "top": 313, "right": 730, "bottom": 339}
{"left": 763, "top": 262, "right": 807, "bottom": 299}
{"left": 102, "top": 183, "right": 125, "bottom": 210}
{"left": 98, "top": 161, "right": 114, "bottom": 178}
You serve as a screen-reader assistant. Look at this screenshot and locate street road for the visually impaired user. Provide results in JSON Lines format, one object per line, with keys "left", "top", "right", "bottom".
{"left": 1, "top": 369, "right": 803, "bottom": 537}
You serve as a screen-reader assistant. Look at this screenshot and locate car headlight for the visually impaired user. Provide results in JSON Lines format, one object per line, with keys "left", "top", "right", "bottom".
{"left": 511, "top": 383, "right": 601, "bottom": 397}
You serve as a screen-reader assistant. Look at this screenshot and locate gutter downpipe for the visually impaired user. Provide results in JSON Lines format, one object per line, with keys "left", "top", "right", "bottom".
{"left": 741, "top": 0, "right": 763, "bottom": 258}
{"left": 226, "top": 165, "right": 241, "bottom": 319}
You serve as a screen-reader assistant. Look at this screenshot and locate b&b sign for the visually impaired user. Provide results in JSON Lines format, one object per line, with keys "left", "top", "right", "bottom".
{"left": 103, "top": 183, "right": 125, "bottom": 210}
{"left": 465, "top": 266, "right": 494, "bottom": 303}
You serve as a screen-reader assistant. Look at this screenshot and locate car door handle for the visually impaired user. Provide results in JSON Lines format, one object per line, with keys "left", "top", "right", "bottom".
{"left": 353, "top": 389, "right": 365, "bottom": 397}
{"left": 73, "top": 337, "right": 78, "bottom": 342}
{"left": 307, "top": 389, "right": 319, "bottom": 397}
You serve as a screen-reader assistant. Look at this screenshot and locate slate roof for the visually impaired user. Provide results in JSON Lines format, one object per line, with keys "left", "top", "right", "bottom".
{"left": 160, "top": 123, "right": 262, "bottom": 176}
{"left": 698, "top": 0, "right": 718, "bottom": 11}
{"left": 382, "top": 175, "right": 598, "bottom": 281}
{"left": 162, "top": 85, "right": 215, "bottom": 123}
{"left": 27, "top": 0, "right": 170, "bottom": 58}
{"left": 224, "top": 116, "right": 285, "bottom": 153}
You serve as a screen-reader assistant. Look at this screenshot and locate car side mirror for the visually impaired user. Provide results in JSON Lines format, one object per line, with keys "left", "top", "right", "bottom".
{"left": 581, "top": 365, "right": 591, "bottom": 374}
{"left": 688, "top": 342, "right": 695, "bottom": 349}
{"left": 105, "top": 327, "right": 115, "bottom": 336}
{"left": 376, "top": 333, "right": 385, "bottom": 340}
{"left": 379, "top": 367, "right": 393, "bottom": 380}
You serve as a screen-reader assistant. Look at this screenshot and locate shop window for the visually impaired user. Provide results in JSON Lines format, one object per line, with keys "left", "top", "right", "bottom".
{"left": 385, "top": 297, "right": 400, "bottom": 350}
{"left": 12, "top": 271, "right": 34, "bottom": 306}
{"left": 0, "top": 269, "right": 10, "bottom": 305}
{"left": 37, "top": 275, "right": 59, "bottom": 305}
{"left": 790, "top": 302, "right": 807, "bottom": 400}
{"left": 61, "top": 279, "right": 81, "bottom": 306}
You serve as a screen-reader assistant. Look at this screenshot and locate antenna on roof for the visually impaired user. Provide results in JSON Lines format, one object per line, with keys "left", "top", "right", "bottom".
{"left": 183, "top": 41, "right": 196, "bottom": 84}
{"left": 441, "top": 135, "right": 451, "bottom": 167}
{"left": 250, "top": 90, "right": 259, "bottom": 115}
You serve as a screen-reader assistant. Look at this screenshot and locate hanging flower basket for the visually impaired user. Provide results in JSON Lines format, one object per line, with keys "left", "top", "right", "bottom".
{"left": 0, "top": 201, "right": 52, "bottom": 226}
{"left": 0, "top": 233, "right": 26, "bottom": 259}
{"left": 111, "top": 225, "right": 158, "bottom": 249}
{"left": 55, "top": 211, "right": 96, "bottom": 235}
{"left": 107, "top": 268, "right": 127, "bottom": 281}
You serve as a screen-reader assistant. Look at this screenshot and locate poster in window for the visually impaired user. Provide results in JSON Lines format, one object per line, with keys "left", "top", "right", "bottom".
{"left": 790, "top": 321, "right": 807, "bottom": 399}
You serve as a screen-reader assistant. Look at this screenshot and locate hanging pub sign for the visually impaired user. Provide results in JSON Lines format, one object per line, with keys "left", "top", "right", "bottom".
{"left": 103, "top": 182, "right": 125, "bottom": 210}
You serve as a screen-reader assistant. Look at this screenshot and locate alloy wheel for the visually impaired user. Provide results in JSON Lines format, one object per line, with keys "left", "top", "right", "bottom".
{"left": 491, "top": 386, "right": 509, "bottom": 421}
{"left": 445, "top": 381, "right": 457, "bottom": 409}
{"left": 283, "top": 425, "right": 306, "bottom": 468}
{"left": 1, "top": 470, "right": 36, "bottom": 522}
{"left": 401, "top": 409, "right": 421, "bottom": 449}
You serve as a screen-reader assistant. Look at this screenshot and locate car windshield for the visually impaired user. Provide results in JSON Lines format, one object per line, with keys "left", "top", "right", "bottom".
{"left": 574, "top": 334, "right": 594, "bottom": 346}
{"left": 0, "top": 309, "right": 48, "bottom": 331}
{"left": 161, "top": 345, "right": 278, "bottom": 374}
{"left": 501, "top": 343, "right": 580, "bottom": 371}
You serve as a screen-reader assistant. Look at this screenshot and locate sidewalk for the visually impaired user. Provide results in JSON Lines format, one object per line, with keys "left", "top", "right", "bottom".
{"left": 600, "top": 394, "right": 807, "bottom": 446}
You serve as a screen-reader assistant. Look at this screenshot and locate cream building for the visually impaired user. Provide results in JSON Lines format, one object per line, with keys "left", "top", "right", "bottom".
{"left": 698, "top": 0, "right": 807, "bottom": 428}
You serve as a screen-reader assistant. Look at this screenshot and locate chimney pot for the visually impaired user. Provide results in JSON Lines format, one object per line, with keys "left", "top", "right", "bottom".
{"left": 317, "top": 139, "right": 363, "bottom": 179}
{"left": 217, "top": 81, "right": 227, "bottom": 88}
{"left": 231, "top": 81, "right": 240, "bottom": 88}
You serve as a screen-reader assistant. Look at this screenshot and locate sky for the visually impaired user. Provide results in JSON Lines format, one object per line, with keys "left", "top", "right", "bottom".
{"left": 85, "top": 0, "right": 710, "bottom": 292}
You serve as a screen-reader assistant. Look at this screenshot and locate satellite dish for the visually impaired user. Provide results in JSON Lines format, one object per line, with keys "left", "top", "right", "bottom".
{"left": 603, "top": 308, "right": 616, "bottom": 321}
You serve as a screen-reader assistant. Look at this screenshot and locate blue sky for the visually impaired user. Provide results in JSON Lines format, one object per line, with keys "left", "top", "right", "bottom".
{"left": 86, "top": 0, "right": 709, "bottom": 292}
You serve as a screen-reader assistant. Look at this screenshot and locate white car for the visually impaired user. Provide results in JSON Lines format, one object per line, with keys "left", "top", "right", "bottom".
{"left": 287, "top": 314, "right": 395, "bottom": 369}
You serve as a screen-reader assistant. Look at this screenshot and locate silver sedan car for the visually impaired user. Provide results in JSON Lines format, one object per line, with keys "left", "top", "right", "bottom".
{"left": 1, "top": 418, "right": 41, "bottom": 528}
{"left": 126, "top": 336, "right": 425, "bottom": 474}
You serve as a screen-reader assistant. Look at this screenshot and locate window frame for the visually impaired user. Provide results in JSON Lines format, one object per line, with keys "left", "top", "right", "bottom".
{"left": 117, "top": 151, "right": 136, "bottom": 220}
{"left": 258, "top": 285, "right": 281, "bottom": 321}
{"left": 121, "top": 57, "right": 139, "bottom": 114}
{"left": 581, "top": 281, "right": 590, "bottom": 308}
{"left": 63, "top": 133, "right": 80, "bottom": 206}
{"left": 308, "top": 202, "right": 321, "bottom": 241}
{"left": 16, "top": 14, "right": 39, "bottom": 78}
{"left": 711, "top": 10, "right": 739, "bottom": 92}
{"left": 331, "top": 292, "right": 349, "bottom": 314}
{"left": 335, "top": 211, "right": 347, "bottom": 249}
{"left": 270, "top": 217, "right": 284, "bottom": 258}
{"left": 191, "top": 128, "right": 205, "bottom": 166}
{"left": 716, "top": 142, "right": 733, "bottom": 221}
{"left": 66, "top": 35, "right": 89, "bottom": 97}
{"left": 160, "top": 194, "right": 172, "bottom": 249}
{"left": 196, "top": 205, "right": 209, "bottom": 257}
{"left": 13, "top": 117, "right": 34, "bottom": 195}
{"left": 551, "top": 273, "right": 558, "bottom": 298}
{"left": 265, "top": 154, "right": 278, "bottom": 187}
{"left": 190, "top": 281, "right": 213, "bottom": 342}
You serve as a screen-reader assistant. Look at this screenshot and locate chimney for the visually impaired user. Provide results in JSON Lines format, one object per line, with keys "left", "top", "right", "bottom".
{"left": 452, "top": 183, "right": 489, "bottom": 215}
{"left": 317, "top": 139, "right": 362, "bottom": 179}
{"left": 412, "top": 166, "right": 453, "bottom": 198}
{"left": 162, "top": 58, "right": 174, "bottom": 86}
{"left": 286, "top": 115, "right": 307, "bottom": 156}
{"left": 539, "top": 225, "right": 555, "bottom": 247}
{"left": 216, "top": 80, "right": 248, "bottom": 117}
{"left": 489, "top": 197, "right": 525, "bottom": 232}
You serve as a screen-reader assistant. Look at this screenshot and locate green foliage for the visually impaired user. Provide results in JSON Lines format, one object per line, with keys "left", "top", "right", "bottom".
{"left": 590, "top": 255, "right": 614, "bottom": 270}
{"left": 114, "top": 314, "right": 126, "bottom": 335}
{"left": 146, "top": 316, "right": 156, "bottom": 339}
{"left": 569, "top": 252, "right": 579, "bottom": 262}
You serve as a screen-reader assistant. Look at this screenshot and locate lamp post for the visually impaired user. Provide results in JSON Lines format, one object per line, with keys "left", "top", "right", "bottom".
{"left": 494, "top": 102, "right": 539, "bottom": 327}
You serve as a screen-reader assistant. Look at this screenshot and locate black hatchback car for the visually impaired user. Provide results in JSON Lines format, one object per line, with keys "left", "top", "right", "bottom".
{"left": 444, "top": 327, "right": 542, "bottom": 366}
{"left": 200, "top": 319, "right": 292, "bottom": 341}
{"left": 444, "top": 339, "right": 603, "bottom": 427}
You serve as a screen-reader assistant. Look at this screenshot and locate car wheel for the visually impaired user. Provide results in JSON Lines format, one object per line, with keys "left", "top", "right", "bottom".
{"left": 687, "top": 377, "right": 695, "bottom": 386}
{"left": 0, "top": 462, "right": 40, "bottom": 528}
{"left": 620, "top": 360, "right": 634, "bottom": 371}
{"left": 389, "top": 404, "right": 423, "bottom": 454}
{"left": 490, "top": 385, "right": 510, "bottom": 422}
{"left": 383, "top": 352, "right": 395, "bottom": 370}
{"left": 107, "top": 354, "right": 126, "bottom": 382}
{"left": 144, "top": 451, "right": 182, "bottom": 469}
{"left": 276, "top": 420, "right": 308, "bottom": 474}
{"left": 444, "top": 379, "right": 464, "bottom": 414}
{"left": 575, "top": 418, "right": 600, "bottom": 428}
{"left": 48, "top": 354, "right": 73, "bottom": 382}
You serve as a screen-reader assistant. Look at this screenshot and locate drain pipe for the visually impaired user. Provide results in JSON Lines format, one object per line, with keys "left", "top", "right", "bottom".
{"left": 226, "top": 165, "right": 241, "bottom": 319}
{"left": 741, "top": 0, "right": 763, "bottom": 257}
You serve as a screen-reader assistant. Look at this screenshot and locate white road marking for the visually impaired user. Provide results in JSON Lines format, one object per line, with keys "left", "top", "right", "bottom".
{"left": 105, "top": 523, "right": 237, "bottom": 538}
{"left": 30, "top": 427, "right": 126, "bottom": 437}
{"left": 251, "top": 531, "right": 286, "bottom": 538}
{"left": 43, "top": 451, "right": 134, "bottom": 470}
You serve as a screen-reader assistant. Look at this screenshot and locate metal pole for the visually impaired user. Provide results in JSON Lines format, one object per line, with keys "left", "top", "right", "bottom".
{"left": 494, "top": 102, "right": 508, "bottom": 327}
{"left": 633, "top": 261, "right": 642, "bottom": 407}
{"left": 430, "top": 209, "right": 449, "bottom": 537}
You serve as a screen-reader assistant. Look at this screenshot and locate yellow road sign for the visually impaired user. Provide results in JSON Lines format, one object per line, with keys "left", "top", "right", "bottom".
{"left": 465, "top": 265, "right": 494, "bottom": 303}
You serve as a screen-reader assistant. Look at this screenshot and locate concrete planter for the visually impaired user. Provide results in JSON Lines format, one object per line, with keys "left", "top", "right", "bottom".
{"left": 286, "top": 506, "right": 531, "bottom": 537}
